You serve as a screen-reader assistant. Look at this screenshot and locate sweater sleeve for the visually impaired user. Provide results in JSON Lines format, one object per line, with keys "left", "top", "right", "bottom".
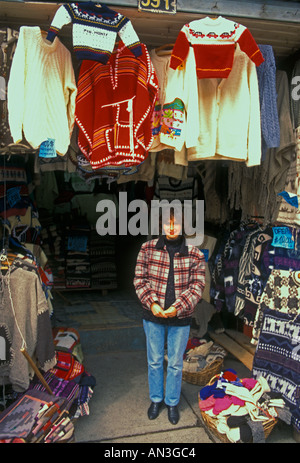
{"left": 64, "top": 52, "right": 78, "bottom": 138}
{"left": 36, "top": 278, "right": 56, "bottom": 372}
{"left": 169, "top": 26, "right": 190, "bottom": 70}
{"left": 7, "top": 27, "right": 26, "bottom": 144}
{"left": 172, "top": 248, "right": 206, "bottom": 319}
{"left": 246, "top": 56, "right": 262, "bottom": 167}
{"left": 118, "top": 18, "right": 143, "bottom": 58}
{"left": 236, "top": 28, "right": 264, "bottom": 67}
{"left": 46, "top": 5, "right": 72, "bottom": 42}
{"left": 184, "top": 47, "right": 200, "bottom": 149}
{"left": 134, "top": 47, "right": 159, "bottom": 152}
{"left": 133, "top": 243, "right": 159, "bottom": 310}
{"left": 75, "top": 60, "right": 95, "bottom": 157}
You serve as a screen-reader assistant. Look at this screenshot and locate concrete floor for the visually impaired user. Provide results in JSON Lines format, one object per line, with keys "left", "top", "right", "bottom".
{"left": 51, "top": 289, "right": 298, "bottom": 445}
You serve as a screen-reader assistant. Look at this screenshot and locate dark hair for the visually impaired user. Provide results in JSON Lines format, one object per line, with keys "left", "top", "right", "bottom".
{"left": 159, "top": 204, "right": 184, "bottom": 236}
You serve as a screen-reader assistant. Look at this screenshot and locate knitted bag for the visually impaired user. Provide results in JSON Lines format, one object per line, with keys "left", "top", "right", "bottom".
{"left": 50, "top": 351, "right": 84, "bottom": 381}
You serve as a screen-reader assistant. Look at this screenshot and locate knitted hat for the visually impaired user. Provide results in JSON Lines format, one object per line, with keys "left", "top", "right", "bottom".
{"left": 227, "top": 415, "right": 247, "bottom": 428}
{"left": 222, "top": 368, "right": 238, "bottom": 382}
{"left": 239, "top": 424, "right": 252, "bottom": 443}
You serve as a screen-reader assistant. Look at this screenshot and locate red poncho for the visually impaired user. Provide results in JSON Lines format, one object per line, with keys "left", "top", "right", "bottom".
{"left": 75, "top": 41, "right": 158, "bottom": 169}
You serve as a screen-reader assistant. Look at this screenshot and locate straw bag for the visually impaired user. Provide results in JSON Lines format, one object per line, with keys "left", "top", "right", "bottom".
{"left": 182, "top": 357, "right": 224, "bottom": 386}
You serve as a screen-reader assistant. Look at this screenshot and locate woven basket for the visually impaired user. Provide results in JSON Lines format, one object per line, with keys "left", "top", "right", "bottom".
{"left": 198, "top": 375, "right": 277, "bottom": 443}
{"left": 182, "top": 357, "right": 224, "bottom": 386}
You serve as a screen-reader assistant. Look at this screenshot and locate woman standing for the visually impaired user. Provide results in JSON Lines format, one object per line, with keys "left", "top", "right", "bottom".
{"left": 134, "top": 209, "right": 205, "bottom": 424}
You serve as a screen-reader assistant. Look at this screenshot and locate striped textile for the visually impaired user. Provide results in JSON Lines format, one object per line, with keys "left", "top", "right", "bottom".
{"left": 169, "top": 16, "right": 264, "bottom": 79}
{"left": 252, "top": 308, "right": 300, "bottom": 432}
{"left": 252, "top": 268, "right": 300, "bottom": 345}
{"left": 47, "top": 2, "right": 142, "bottom": 63}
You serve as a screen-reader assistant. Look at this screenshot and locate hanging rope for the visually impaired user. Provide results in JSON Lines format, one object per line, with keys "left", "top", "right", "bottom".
{"left": 6, "top": 264, "right": 26, "bottom": 351}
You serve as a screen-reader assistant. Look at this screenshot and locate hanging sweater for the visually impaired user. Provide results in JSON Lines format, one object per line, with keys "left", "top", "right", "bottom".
{"left": 187, "top": 45, "right": 262, "bottom": 166}
{"left": 170, "top": 16, "right": 264, "bottom": 79}
{"left": 0, "top": 28, "right": 18, "bottom": 148}
{"left": 75, "top": 41, "right": 158, "bottom": 169}
{"left": 0, "top": 264, "right": 56, "bottom": 392}
{"left": 162, "top": 45, "right": 261, "bottom": 166}
{"left": 7, "top": 26, "right": 77, "bottom": 156}
{"left": 46, "top": 2, "right": 142, "bottom": 63}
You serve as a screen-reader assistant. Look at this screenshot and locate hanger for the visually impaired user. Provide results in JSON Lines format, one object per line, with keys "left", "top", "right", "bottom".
{"left": 155, "top": 43, "right": 175, "bottom": 56}
{"left": 209, "top": 2, "right": 220, "bottom": 18}
{"left": 40, "top": 29, "right": 53, "bottom": 45}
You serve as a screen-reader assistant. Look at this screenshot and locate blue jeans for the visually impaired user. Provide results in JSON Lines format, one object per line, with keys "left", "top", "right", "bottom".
{"left": 143, "top": 320, "right": 190, "bottom": 407}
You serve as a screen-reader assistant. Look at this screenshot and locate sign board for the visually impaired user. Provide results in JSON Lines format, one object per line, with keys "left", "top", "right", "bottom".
{"left": 138, "top": 0, "right": 176, "bottom": 14}
{"left": 272, "top": 227, "right": 295, "bottom": 250}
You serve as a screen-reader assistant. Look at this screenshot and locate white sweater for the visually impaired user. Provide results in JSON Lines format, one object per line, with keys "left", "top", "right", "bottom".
{"left": 157, "top": 47, "right": 200, "bottom": 152}
{"left": 8, "top": 26, "right": 77, "bottom": 155}
{"left": 162, "top": 45, "right": 262, "bottom": 167}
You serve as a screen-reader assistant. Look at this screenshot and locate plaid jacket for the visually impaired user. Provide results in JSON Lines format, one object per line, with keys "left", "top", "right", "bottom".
{"left": 134, "top": 236, "right": 206, "bottom": 319}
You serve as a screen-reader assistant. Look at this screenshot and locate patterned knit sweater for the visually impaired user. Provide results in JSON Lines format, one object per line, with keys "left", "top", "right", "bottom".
{"left": 252, "top": 268, "right": 300, "bottom": 345}
{"left": 0, "top": 263, "right": 56, "bottom": 392}
{"left": 47, "top": 2, "right": 142, "bottom": 63}
{"left": 170, "top": 16, "right": 264, "bottom": 79}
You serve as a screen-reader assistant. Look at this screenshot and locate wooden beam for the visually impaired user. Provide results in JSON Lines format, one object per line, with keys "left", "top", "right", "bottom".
{"left": 209, "top": 331, "right": 254, "bottom": 371}
{"left": 1, "top": 1, "right": 300, "bottom": 59}
{"left": 102, "top": 0, "right": 300, "bottom": 23}
{"left": 225, "top": 329, "right": 257, "bottom": 356}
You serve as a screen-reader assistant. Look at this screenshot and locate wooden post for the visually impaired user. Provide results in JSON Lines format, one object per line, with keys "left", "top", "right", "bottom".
{"left": 21, "top": 348, "right": 53, "bottom": 395}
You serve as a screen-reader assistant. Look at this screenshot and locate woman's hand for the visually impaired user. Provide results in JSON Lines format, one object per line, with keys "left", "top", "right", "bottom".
{"left": 164, "top": 306, "right": 177, "bottom": 318}
{"left": 150, "top": 303, "right": 177, "bottom": 318}
{"left": 151, "top": 302, "right": 167, "bottom": 318}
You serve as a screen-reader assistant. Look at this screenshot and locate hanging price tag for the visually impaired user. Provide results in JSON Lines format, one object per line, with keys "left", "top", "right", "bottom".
{"left": 39, "top": 138, "right": 57, "bottom": 158}
{"left": 137, "top": 0, "right": 176, "bottom": 14}
{"left": 200, "top": 249, "right": 209, "bottom": 262}
{"left": 272, "top": 227, "right": 295, "bottom": 250}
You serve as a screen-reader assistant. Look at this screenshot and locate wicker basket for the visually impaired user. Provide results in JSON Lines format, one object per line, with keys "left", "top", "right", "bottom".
{"left": 182, "top": 357, "right": 224, "bottom": 386}
{"left": 198, "top": 375, "right": 277, "bottom": 443}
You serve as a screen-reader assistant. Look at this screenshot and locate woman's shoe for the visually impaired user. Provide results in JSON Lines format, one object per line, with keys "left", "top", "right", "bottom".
{"left": 167, "top": 405, "right": 179, "bottom": 425}
{"left": 147, "top": 401, "right": 163, "bottom": 420}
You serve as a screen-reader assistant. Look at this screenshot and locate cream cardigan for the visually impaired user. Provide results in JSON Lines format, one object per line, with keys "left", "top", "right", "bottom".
{"left": 8, "top": 27, "right": 77, "bottom": 155}
{"left": 161, "top": 45, "right": 262, "bottom": 167}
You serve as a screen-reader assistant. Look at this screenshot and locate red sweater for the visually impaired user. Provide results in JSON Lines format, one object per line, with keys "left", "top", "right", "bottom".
{"left": 170, "top": 16, "right": 264, "bottom": 79}
{"left": 75, "top": 42, "right": 158, "bottom": 169}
